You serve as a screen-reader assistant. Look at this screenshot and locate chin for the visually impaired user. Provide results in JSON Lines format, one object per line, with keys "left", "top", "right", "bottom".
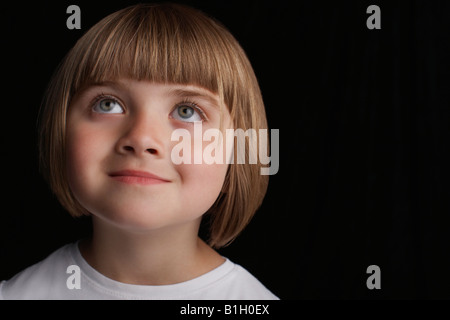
{"left": 92, "top": 206, "right": 198, "bottom": 234}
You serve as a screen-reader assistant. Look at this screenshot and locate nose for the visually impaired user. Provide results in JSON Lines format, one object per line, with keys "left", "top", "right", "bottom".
{"left": 115, "top": 113, "right": 168, "bottom": 158}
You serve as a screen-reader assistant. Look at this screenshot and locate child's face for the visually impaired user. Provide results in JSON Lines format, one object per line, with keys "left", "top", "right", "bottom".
{"left": 66, "top": 79, "right": 232, "bottom": 232}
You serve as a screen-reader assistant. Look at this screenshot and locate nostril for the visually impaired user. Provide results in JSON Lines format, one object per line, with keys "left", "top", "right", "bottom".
{"left": 119, "top": 145, "right": 157, "bottom": 155}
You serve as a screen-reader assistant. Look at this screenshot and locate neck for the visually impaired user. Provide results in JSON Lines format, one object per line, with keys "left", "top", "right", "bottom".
{"left": 79, "top": 216, "right": 225, "bottom": 285}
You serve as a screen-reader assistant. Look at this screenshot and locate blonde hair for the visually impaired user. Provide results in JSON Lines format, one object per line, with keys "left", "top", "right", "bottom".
{"left": 39, "top": 3, "right": 269, "bottom": 248}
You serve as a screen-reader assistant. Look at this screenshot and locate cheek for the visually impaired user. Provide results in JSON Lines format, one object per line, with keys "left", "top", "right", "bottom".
{"left": 65, "top": 122, "right": 114, "bottom": 191}
{"left": 171, "top": 125, "right": 231, "bottom": 211}
{"left": 174, "top": 122, "right": 233, "bottom": 213}
{"left": 67, "top": 127, "right": 97, "bottom": 169}
{"left": 177, "top": 162, "right": 229, "bottom": 213}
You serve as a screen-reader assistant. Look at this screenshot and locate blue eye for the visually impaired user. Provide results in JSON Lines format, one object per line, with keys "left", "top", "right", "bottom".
{"left": 93, "top": 98, "right": 124, "bottom": 114}
{"left": 171, "top": 103, "right": 205, "bottom": 122}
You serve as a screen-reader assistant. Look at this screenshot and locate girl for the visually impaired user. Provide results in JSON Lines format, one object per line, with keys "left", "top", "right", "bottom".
{"left": 0, "top": 3, "right": 277, "bottom": 300}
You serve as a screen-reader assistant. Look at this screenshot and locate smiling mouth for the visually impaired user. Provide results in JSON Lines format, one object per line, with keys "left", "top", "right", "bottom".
{"left": 109, "top": 170, "right": 171, "bottom": 185}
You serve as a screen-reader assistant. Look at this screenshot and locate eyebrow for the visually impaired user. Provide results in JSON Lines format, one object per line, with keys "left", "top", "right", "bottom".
{"left": 168, "top": 88, "right": 221, "bottom": 109}
{"left": 74, "top": 80, "right": 126, "bottom": 99}
{"left": 79, "top": 80, "right": 125, "bottom": 92}
{"left": 76, "top": 81, "right": 222, "bottom": 110}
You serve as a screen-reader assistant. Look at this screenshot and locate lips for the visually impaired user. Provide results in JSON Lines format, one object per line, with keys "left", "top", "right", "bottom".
{"left": 109, "top": 170, "right": 171, "bottom": 185}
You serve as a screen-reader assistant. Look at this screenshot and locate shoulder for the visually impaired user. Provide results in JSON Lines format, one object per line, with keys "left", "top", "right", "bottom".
{"left": 0, "top": 243, "right": 76, "bottom": 300}
{"left": 226, "top": 261, "right": 279, "bottom": 300}
{"left": 197, "top": 258, "right": 279, "bottom": 300}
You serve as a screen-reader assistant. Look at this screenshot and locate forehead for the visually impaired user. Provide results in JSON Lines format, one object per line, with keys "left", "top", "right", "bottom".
{"left": 70, "top": 7, "right": 227, "bottom": 96}
{"left": 64, "top": 4, "right": 249, "bottom": 120}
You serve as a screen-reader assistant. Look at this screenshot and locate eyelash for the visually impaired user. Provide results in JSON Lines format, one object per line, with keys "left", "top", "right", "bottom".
{"left": 175, "top": 99, "right": 209, "bottom": 121}
{"left": 90, "top": 94, "right": 208, "bottom": 121}
{"left": 90, "top": 93, "right": 122, "bottom": 111}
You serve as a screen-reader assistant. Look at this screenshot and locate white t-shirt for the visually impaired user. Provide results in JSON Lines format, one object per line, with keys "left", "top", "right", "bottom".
{"left": 0, "top": 242, "right": 278, "bottom": 300}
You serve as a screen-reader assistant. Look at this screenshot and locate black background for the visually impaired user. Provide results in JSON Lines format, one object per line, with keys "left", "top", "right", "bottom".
{"left": 1, "top": 0, "right": 450, "bottom": 299}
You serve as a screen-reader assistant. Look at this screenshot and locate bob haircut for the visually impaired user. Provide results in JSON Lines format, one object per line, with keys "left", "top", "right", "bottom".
{"left": 38, "top": 3, "right": 269, "bottom": 248}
